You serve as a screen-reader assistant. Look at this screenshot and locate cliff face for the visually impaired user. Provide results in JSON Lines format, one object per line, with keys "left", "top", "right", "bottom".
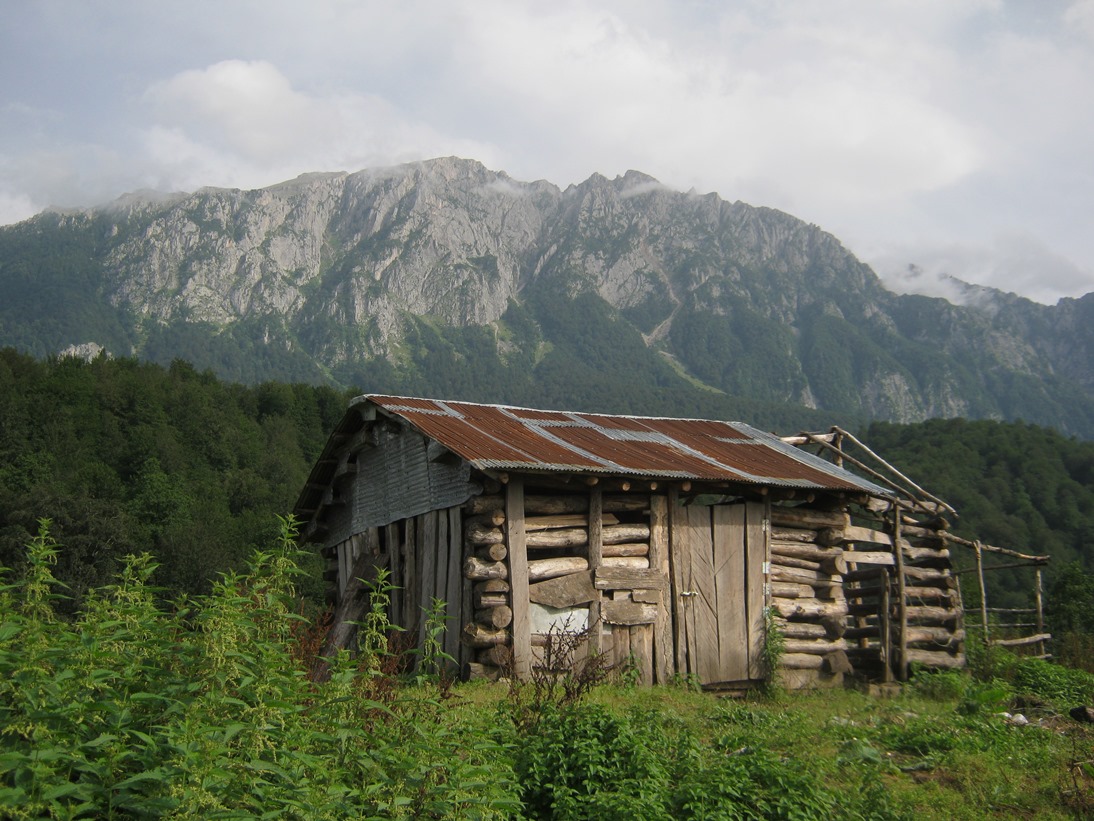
{"left": 2, "top": 156, "right": 1092, "bottom": 436}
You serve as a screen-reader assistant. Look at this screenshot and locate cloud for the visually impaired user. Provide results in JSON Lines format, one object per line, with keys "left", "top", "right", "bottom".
{"left": 139, "top": 59, "right": 501, "bottom": 192}
{"left": 1, "top": 0, "right": 1092, "bottom": 301}
{"left": 443, "top": 0, "right": 987, "bottom": 216}
{"left": 0, "top": 190, "right": 38, "bottom": 226}
{"left": 869, "top": 232, "right": 1094, "bottom": 305}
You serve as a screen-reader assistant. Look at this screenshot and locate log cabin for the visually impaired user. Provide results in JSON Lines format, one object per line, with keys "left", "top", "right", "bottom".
{"left": 293, "top": 395, "right": 967, "bottom": 690}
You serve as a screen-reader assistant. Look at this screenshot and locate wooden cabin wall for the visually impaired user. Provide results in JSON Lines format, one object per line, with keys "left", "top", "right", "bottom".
{"left": 766, "top": 505, "right": 853, "bottom": 687}
{"left": 841, "top": 512, "right": 964, "bottom": 677}
{"left": 767, "top": 503, "right": 963, "bottom": 685}
{"left": 328, "top": 506, "right": 466, "bottom": 674}
{"left": 461, "top": 481, "right": 672, "bottom": 684}
{"left": 325, "top": 490, "right": 965, "bottom": 687}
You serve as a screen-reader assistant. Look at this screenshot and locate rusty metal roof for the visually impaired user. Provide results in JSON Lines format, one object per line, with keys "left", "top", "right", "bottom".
{"left": 360, "top": 395, "right": 888, "bottom": 494}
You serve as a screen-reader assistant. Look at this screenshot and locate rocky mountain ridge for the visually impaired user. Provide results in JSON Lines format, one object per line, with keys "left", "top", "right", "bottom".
{"left": 2, "top": 157, "right": 1092, "bottom": 436}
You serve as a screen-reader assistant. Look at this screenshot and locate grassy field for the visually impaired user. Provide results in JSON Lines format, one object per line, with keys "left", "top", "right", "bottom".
{"left": 442, "top": 671, "right": 1094, "bottom": 820}
{"left": 3, "top": 521, "right": 1093, "bottom": 818}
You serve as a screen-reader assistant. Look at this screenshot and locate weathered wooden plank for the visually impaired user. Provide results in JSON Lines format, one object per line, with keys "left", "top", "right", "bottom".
{"left": 506, "top": 479, "right": 531, "bottom": 680}
{"left": 602, "top": 597, "right": 658, "bottom": 625}
{"left": 462, "top": 623, "right": 510, "bottom": 647}
{"left": 337, "top": 540, "right": 350, "bottom": 599}
{"left": 523, "top": 523, "right": 652, "bottom": 549}
{"left": 843, "top": 525, "right": 893, "bottom": 546}
{"left": 434, "top": 506, "right": 449, "bottom": 610}
{"left": 464, "top": 556, "right": 508, "bottom": 580}
{"left": 713, "top": 504, "right": 747, "bottom": 682}
{"left": 771, "top": 527, "right": 819, "bottom": 543}
{"left": 526, "top": 513, "right": 619, "bottom": 531}
{"left": 990, "top": 632, "right": 1051, "bottom": 648}
{"left": 464, "top": 522, "right": 504, "bottom": 545}
{"left": 771, "top": 597, "right": 849, "bottom": 620}
{"left": 601, "top": 556, "right": 649, "bottom": 570}
{"left": 386, "top": 523, "right": 402, "bottom": 627}
{"left": 842, "top": 551, "right": 895, "bottom": 566}
{"left": 669, "top": 491, "right": 692, "bottom": 676}
{"left": 773, "top": 620, "right": 828, "bottom": 639}
{"left": 528, "top": 570, "right": 597, "bottom": 609}
{"left": 782, "top": 638, "right": 849, "bottom": 655}
{"left": 649, "top": 494, "right": 673, "bottom": 684}
{"left": 772, "top": 581, "right": 814, "bottom": 599}
{"left": 594, "top": 566, "right": 668, "bottom": 590}
{"left": 904, "top": 648, "right": 965, "bottom": 668}
{"left": 631, "top": 623, "right": 654, "bottom": 684}
{"left": 528, "top": 556, "right": 589, "bottom": 581}
{"left": 417, "top": 511, "right": 438, "bottom": 652}
{"left": 403, "top": 517, "right": 417, "bottom": 633}
{"left": 587, "top": 488, "right": 604, "bottom": 650}
{"left": 770, "top": 506, "right": 850, "bottom": 531}
{"left": 688, "top": 503, "right": 719, "bottom": 684}
{"left": 746, "top": 501, "right": 768, "bottom": 681}
{"left": 602, "top": 542, "right": 649, "bottom": 557}
{"left": 444, "top": 507, "right": 463, "bottom": 666}
{"left": 780, "top": 652, "right": 825, "bottom": 670}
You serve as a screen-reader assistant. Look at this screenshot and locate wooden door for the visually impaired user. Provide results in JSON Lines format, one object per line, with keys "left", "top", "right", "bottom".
{"left": 671, "top": 499, "right": 767, "bottom": 685}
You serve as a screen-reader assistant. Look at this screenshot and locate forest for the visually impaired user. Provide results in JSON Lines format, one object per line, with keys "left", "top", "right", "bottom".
{"left": 2, "top": 346, "right": 1093, "bottom": 641}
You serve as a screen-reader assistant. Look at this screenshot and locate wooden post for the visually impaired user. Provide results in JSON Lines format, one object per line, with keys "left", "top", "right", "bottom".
{"left": 649, "top": 494, "right": 673, "bottom": 683}
{"left": 506, "top": 479, "right": 531, "bottom": 680}
{"left": 879, "top": 568, "right": 892, "bottom": 684}
{"left": 587, "top": 488, "right": 603, "bottom": 655}
{"left": 892, "top": 511, "right": 908, "bottom": 681}
{"left": 668, "top": 488, "right": 690, "bottom": 675}
{"left": 444, "top": 507, "right": 463, "bottom": 667}
{"left": 417, "top": 511, "right": 437, "bottom": 653}
{"left": 403, "top": 517, "right": 417, "bottom": 633}
{"left": 386, "top": 523, "right": 402, "bottom": 627}
{"left": 974, "top": 541, "right": 990, "bottom": 645}
{"left": 1035, "top": 568, "right": 1045, "bottom": 658}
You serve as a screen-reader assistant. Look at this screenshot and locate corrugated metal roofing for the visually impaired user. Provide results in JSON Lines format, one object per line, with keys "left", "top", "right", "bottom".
{"left": 363, "top": 395, "right": 888, "bottom": 495}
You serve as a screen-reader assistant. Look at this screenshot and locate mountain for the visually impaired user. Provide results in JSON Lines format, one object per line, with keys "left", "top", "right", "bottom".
{"left": 2, "top": 156, "right": 1092, "bottom": 436}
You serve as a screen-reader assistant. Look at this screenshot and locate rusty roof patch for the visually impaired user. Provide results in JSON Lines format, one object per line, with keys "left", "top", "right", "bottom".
{"left": 362, "top": 395, "right": 887, "bottom": 494}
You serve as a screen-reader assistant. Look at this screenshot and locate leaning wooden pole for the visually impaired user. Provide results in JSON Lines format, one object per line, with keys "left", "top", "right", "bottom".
{"left": 1035, "top": 568, "right": 1045, "bottom": 658}
{"left": 974, "top": 541, "right": 990, "bottom": 645}
{"left": 892, "top": 511, "right": 908, "bottom": 681}
{"left": 831, "top": 427, "right": 957, "bottom": 515}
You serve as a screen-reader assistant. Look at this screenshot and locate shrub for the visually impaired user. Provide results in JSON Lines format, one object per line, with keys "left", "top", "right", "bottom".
{"left": 513, "top": 703, "right": 671, "bottom": 820}
{"left": 1010, "top": 657, "right": 1094, "bottom": 706}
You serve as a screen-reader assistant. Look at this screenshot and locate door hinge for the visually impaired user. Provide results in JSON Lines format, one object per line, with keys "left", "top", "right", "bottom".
{"left": 762, "top": 561, "right": 770, "bottom": 575}
{"left": 762, "top": 518, "right": 769, "bottom": 533}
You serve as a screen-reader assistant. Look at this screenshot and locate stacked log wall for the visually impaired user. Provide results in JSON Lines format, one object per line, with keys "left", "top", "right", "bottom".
{"left": 842, "top": 510, "right": 965, "bottom": 676}
{"left": 461, "top": 486, "right": 665, "bottom": 683}
{"left": 767, "top": 505, "right": 851, "bottom": 683}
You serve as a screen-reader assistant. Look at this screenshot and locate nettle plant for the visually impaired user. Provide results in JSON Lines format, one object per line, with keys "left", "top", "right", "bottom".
{"left": 0, "top": 517, "right": 519, "bottom": 819}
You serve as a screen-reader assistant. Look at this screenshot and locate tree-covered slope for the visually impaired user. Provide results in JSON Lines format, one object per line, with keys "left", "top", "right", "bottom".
{"left": 2, "top": 349, "right": 1092, "bottom": 617}
{"left": 0, "top": 348, "right": 350, "bottom": 608}
{"left": 865, "top": 418, "right": 1094, "bottom": 607}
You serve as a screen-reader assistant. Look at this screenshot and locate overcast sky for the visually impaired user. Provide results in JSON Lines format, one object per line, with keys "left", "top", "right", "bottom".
{"left": 2, "top": 0, "right": 1092, "bottom": 304}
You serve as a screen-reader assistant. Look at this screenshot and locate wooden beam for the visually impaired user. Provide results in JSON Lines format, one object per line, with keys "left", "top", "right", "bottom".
{"left": 506, "top": 479, "right": 531, "bottom": 680}
{"left": 649, "top": 494, "right": 673, "bottom": 684}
